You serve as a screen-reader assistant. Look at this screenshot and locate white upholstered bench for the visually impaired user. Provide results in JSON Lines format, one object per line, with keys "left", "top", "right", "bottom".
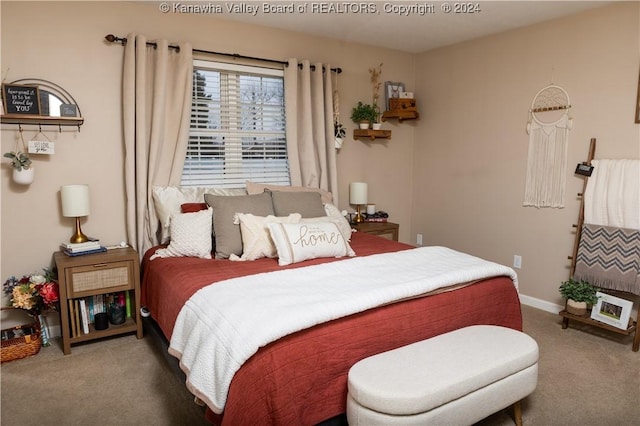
{"left": 347, "top": 325, "right": 539, "bottom": 425}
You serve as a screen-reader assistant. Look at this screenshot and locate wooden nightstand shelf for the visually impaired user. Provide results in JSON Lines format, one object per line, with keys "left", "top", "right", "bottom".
{"left": 352, "top": 221, "right": 399, "bottom": 241}
{"left": 54, "top": 247, "right": 143, "bottom": 354}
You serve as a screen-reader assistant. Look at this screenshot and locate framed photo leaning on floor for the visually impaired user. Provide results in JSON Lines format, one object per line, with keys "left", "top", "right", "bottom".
{"left": 590, "top": 291, "right": 633, "bottom": 330}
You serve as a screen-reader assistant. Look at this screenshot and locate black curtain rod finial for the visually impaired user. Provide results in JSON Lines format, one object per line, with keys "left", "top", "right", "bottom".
{"left": 105, "top": 34, "right": 126, "bottom": 45}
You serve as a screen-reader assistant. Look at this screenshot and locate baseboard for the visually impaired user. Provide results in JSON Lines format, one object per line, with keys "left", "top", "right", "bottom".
{"left": 519, "top": 294, "right": 563, "bottom": 314}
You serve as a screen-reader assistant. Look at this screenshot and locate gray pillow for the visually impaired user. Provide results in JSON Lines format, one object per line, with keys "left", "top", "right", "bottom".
{"left": 204, "top": 192, "right": 274, "bottom": 259}
{"left": 269, "top": 190, "right": 326, "bottom": 218}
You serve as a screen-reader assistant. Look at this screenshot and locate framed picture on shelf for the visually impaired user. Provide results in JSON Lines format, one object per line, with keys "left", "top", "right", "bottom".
{"left": 590, "top": 291, "right": 633, "bottom": 330}
{"left": 384, "top": 81, "right": 405, "bottom": 111}
{"left": 1, "top": 83, "right": 41, "bottom": 115}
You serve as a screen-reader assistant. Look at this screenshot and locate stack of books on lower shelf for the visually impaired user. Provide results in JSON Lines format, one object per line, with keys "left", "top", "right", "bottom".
{"left": 69, "top": 292, "right": 132, "bottom": 337}
{"left": 61, "top": 239, "right": 107, "bottom": 256}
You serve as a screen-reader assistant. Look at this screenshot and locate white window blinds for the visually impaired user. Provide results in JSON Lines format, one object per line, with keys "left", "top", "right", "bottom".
{"left": 181, "top": 60, "right": 289, "bottom": 188}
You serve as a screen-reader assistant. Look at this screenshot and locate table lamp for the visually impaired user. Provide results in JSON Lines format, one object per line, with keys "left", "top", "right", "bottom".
{"left": 61, "top": 184, "right": 90, "bottom": 243}
{"left": 350, "top": 182, "right": 368, "bottom": 224}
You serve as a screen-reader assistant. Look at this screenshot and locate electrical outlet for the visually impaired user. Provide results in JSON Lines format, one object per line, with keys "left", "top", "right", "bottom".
{"left": 416, "top": 234, "right": 423, "bottom": 246}
{"left": 513, "top": 255, "right": 522, "bottom": 269}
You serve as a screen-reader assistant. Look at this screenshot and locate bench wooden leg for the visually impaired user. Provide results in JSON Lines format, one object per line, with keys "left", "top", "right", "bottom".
{"left": 513, "top": 400, "right": 523, "bottom": 426}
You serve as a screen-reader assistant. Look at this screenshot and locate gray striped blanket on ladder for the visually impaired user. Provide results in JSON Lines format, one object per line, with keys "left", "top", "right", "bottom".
{"left": 573, "top": 224, "right": 640, "bottom": 296}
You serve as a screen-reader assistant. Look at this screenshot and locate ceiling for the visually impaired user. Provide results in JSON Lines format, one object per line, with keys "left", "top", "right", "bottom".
{"left": 214, "top": 1, "right": 610, "bottom": 53}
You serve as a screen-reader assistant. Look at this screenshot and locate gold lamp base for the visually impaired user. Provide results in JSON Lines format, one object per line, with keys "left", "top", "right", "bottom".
{"left": 353, "top": 205, "right": 365, "bottom": 223}
{"left": 69, "top": 217, "right": 89, "bottom": 243}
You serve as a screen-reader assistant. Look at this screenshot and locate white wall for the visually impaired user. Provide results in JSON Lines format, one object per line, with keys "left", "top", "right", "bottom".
{"left": 412, "top": 2, "right": 640, "bottom": 307}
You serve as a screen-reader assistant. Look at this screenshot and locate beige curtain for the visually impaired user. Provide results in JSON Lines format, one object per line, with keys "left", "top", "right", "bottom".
{"left": 123, "top": 34, "right": 193, "bottom": 255}
{"left": 284, "top": 59, "right": 339, "bottom": 204}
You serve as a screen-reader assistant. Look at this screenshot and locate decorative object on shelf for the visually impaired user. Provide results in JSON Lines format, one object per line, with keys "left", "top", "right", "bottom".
{"left": 61, "top": 184, "right": 91, "bottom": 243}
{"left": 384, "top": 81, "right": 405, "bottom": 111}
{"left": 369, "top": 63, "right": 383, "bottom": 125}
{"left": 523, "top": 84, "right": 572, "bottom": 209}
{"left": 4, "top": 128, "right": 34, "bottom": 185}
{"left": 0, "top": 78, "right": 83, "bottom": 129}
{"left": 349, "top": 182, "right": 368, "bottom": 224}
{"left": 590, "top": 291, "right": 634, "bottom": 330}
{"left": 2, "top": 268, "right": 59, "bottom": 348}
{"left": 350, "top": 102, "right": 377, "bottom": 129}
{"left": 559, "top": 278, "right": 599, "bottom": 316}
{"left": 1, "top": 84, "right": 41, "bottom": 115}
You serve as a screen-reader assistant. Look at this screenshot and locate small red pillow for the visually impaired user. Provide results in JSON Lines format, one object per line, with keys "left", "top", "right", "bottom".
{"left": 181, "top": 203, "right": 208, "bottom": 213}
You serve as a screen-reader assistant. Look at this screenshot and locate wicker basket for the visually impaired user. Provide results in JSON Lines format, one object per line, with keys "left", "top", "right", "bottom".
{"left": 1, "top": 308, "right": 42, "bottom": 363}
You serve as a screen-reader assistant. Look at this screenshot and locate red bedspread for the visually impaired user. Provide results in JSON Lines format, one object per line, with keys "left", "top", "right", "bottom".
{"left": 141, "top": 232, "right": 522, "bottom": 425}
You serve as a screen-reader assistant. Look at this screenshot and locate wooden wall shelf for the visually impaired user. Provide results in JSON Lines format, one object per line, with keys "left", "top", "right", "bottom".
{"left": 353, "top": 129, "right": 391, "bottom": 141}
{"left": 1, "top": 114, "right": 84, "bottom": 128}
{"left": 381, "top": 110, "right": 419, "bottom": 122}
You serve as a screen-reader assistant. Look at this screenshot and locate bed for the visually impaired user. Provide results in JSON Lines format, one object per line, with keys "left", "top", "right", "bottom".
{"left": 141, "top": 185, "right": 522, "bottom": 424}
{"left": 141, "top": 227, "right": 522, "bottom": 425}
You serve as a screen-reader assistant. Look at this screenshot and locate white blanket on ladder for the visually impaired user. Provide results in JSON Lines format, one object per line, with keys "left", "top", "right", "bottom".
{"left": 584, "top": 159, "right": 640, "bottom": 230}
{"left": 168, "top": 246, "right": 518, "bottom": 414}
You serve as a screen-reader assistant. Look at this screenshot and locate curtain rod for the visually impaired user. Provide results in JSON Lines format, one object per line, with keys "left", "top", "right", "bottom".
{"left": 104, "top": 34, "right": 342, "bottom": 74}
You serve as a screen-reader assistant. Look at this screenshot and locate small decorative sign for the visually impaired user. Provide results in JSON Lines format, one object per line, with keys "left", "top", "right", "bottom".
{"left": 60, "top": 103, "right": 77, "bottom": 117}
{"left": 1, "top": 84, "right": 41, "bottom": 115}
{"left": 575, "top": 163, "right": 594, "bottom": 177}
{"left": 28, "top": 140, "right": 55, "bottom": 155}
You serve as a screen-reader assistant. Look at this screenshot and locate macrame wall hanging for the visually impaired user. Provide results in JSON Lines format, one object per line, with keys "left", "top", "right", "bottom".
{"left": 523, "top": 84, "right": 573, "bottom": 208}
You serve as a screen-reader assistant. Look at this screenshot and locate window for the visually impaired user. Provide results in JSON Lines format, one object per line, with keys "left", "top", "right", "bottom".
{"left": 181, "top": 60, "right": 289, "bottom": 188}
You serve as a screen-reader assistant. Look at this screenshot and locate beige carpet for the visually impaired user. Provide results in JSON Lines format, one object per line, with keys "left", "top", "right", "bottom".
{"left": 1, "top": 305, "right": 638, "bottom": 425}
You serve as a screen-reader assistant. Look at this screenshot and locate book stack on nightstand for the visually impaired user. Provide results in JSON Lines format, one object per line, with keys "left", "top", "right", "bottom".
{"left": 60, "top": 239, "right": 107, "bottom": 256}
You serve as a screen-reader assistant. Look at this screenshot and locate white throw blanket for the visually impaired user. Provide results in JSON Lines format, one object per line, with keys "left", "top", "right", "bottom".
{"left": 169, "top": 246, "right": 518, "bottom": 414}
{"left": 583, "top": 159, "right": 640, "bottom": 230}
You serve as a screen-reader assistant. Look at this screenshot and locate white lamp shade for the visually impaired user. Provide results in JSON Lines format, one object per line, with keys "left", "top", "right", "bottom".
{"left": 61, "top": 184, "right": 90, "bottom": 217}
{"left": 349, "top": 182, "right": 368, "bottom": 205}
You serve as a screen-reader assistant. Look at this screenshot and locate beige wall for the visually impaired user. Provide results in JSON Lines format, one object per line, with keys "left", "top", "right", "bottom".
{"left": 0, "top": 1, "right": 415, "bottom": 304}
{"left": 412, "top": 2, "right": 640, "bottom": 308}
{"left": 1, "top": 1, "right": 638, "bottom": 313}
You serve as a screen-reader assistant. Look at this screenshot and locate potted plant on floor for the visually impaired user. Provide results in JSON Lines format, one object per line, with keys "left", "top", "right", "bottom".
{"left": 351, "top": 102, "right": 377, "bottom": 130}
{"left": 559, "top": 278, "right": 599, "bottom": 316}
{"left": 3, "top": 151, "right": 34, "bottom": 185}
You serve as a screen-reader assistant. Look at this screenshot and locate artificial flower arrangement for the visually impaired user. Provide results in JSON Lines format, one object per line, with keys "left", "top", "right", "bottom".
{"left": 3, "top": 268, "right": 59, "bottom": 315}
{"left": 3, "top": 268, "right": 59, "bottom": 347}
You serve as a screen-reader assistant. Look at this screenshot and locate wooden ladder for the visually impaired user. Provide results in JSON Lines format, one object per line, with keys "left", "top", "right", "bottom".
{"left": 562, "top": 137, "right": 639, "bottom": 352}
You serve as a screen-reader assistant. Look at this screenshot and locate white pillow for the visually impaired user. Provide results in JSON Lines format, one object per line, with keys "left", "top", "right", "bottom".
{"left": 230, "top": 213, "right": 302, "bottom": 261}
{"left": 152, "top": 186, "right": 247, "bottom": 244}
{"left": 322, "top": 203, "right": 354, "bottom": 241}
{"left": 268, "top": 221, "right": 355, "bottom": 266}
{"left": 149, "top": 208, "right": 213, "bottom": 260}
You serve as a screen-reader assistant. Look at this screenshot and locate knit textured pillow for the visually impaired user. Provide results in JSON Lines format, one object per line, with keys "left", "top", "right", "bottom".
{"left": 150, "top": 208, "right": 213, "bottom": 260}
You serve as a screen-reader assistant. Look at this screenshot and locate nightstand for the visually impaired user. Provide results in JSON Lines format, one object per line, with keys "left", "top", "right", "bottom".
{"left": 54, "top": 247, "right": 143, "bottom": 354}
{"left": 352, "top": 222, "right": 399, "bottom": 241}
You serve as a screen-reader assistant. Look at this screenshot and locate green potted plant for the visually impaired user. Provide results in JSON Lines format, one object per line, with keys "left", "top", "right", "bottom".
{"left": 3, "top": 151, "right": 34, "bottom": 185}
{"left": 559, "top": 278, "right": 599, "bottom": 316}
{"left": 350, "top": 102, "right": 377, "bottom": 130}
